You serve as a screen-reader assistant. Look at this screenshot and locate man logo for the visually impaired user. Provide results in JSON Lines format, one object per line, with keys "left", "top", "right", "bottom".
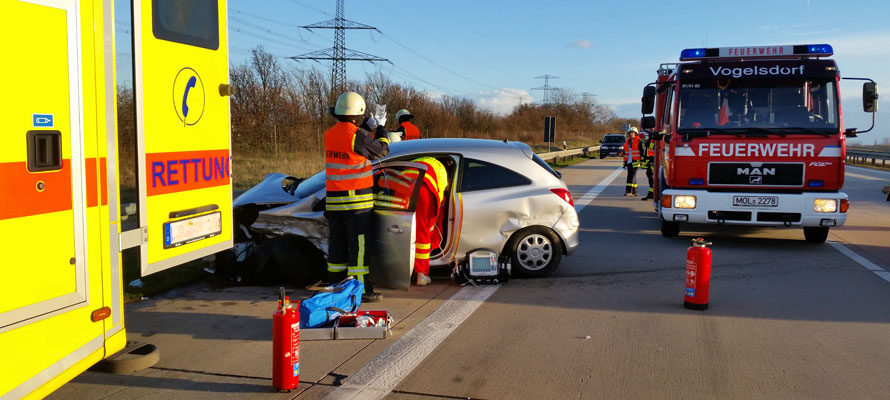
{"left": 749, "top": 176, "right": 763, "bottom": 184}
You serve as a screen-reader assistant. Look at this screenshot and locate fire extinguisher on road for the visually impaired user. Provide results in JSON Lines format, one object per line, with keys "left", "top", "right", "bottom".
{"left": 684, "top": 238, "right": 712, "bottom": 310}
{"left": 273, "top": 287, "right": 300, "bottom": 391}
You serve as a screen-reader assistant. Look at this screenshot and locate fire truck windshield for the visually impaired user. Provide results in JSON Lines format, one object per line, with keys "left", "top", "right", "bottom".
{"left": 677, "top": 79, "right": 839, "bottom": 134}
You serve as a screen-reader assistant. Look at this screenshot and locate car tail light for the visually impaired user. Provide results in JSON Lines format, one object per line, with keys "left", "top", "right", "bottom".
{"left": 550, "top": 188, "right": 574, "bottom": 207}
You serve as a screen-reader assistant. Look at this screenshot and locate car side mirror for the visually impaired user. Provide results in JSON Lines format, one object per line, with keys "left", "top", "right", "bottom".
{"left": 863, "top": 82, "right": 879, "bottom": 113}
{"left": 641, "top": 116, "right": 656, "bottom": 130}
{"left": 641, "top": 85, "right": 656, "bottom": 115}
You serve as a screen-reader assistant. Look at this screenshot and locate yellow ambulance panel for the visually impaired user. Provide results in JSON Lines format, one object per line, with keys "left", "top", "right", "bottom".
{"left": 133, "top": 0, "right": 233, "bottom": 275}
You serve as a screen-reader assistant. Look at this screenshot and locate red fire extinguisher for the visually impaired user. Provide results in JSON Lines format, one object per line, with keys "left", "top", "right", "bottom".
{"left": 684, "top": 238, "right": 712, "bottom": 310}
{"left": 273, "top": 287, "right": 300, "bottom": 391}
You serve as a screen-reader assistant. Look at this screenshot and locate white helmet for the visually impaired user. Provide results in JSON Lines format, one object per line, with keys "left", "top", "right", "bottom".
{"left": 627, "top": 126, "right": 638, "bottom": 134}
{"left": 333, "top": 92, "right": 366, "bottom": 116}
{"left": 395, "top": 109, "right": 412, "bottom": 120}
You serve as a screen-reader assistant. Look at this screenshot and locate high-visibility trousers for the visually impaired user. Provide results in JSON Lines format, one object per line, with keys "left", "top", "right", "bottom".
{"left": 414, "top": 186, "right": 440, "bottom": 276}
{"left": 325, "top": 209, "right": 372, "bottom": 288}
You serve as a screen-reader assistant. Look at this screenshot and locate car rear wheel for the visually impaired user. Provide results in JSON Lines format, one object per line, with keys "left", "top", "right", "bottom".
{"left": 803, "top": 227, "right": 829, "bottom": 243}
{"left": 506, "top": 227, "right": 561, "bottom": 277}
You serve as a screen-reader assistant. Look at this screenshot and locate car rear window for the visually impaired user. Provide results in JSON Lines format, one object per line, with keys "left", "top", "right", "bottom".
{"left": 531, "top": 154, "right": 561, "bottom": 179}
{"left": 460, "top": 158, "right": 531, "bottom": 192}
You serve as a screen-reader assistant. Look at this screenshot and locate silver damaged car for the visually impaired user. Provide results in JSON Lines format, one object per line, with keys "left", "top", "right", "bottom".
{"left": 228, "top": 138, "right": 580, "bottom": 289}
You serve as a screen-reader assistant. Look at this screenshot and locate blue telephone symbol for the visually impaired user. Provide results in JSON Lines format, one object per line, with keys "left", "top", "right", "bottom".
{"left": 182, "top": 76, "right": 197, "bottom": 118}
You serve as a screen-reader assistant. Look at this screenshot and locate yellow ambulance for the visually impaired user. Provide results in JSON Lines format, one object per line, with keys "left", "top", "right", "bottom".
{"left": 1, "top": 1, "right": 232, "bottom": 398}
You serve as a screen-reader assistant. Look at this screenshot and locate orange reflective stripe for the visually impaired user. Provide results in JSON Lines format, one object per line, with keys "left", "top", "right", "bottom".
{"left": 85, "top": 157, "right": 108, "bottom": 208}
{"left": 401, "top": 121, "right": 420, "bottom": 140}
{"left": 0, "top": 160, "right": 72, "bottom": 220}
{"left": 325, "top": 122, "right": 373, "bottom": 191}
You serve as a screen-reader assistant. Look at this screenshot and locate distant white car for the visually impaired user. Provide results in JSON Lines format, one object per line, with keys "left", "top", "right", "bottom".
{"left": 224, "top": 138, "right": 580, "bottom": 289}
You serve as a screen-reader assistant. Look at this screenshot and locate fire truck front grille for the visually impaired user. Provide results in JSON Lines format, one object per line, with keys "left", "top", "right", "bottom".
{"left": 756, "top": 212, "right": 802, "bottom": 223}
{"left": 708, "top": 210, "right": 751, "bottom": 221}
{"left": 708, "top": 162, "right": 804, "bottom": 186}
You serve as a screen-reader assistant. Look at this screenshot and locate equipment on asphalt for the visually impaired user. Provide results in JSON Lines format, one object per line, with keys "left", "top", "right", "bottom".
{"left": 273, "top": 287, "right": 300, "bottom": 392}
{"left": 452, "top": 249, "right": 510, "bottom": 285}
{"left": 642, "top": 44, "right": 874, "bottom": 242}
{"left": 684, "top": 238, "right": 712, "bottom": 310}
{"left": 299, "top": 277, "right": 363, "bottom": 328}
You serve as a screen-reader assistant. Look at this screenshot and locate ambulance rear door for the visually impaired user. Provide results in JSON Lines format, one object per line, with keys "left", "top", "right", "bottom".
{"left": 372, "top": 162, "right": 426, "bottom": 290}
{"left": 131, "top": 0, "right": 233, "bottom": 275}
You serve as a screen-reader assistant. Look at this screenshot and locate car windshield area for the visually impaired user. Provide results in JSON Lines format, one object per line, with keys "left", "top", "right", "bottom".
{"left": 603, "top": 135, "right": 625, "bottom": 143}
{"left": 293, "top": 171, "right": 326, "bottom": 199}
{"left": 677, "top": 79, "right": 839, "bottom": 134}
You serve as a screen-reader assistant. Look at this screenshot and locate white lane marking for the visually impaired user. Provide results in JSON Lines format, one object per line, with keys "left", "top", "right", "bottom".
{"left": 828, "top": 241, "right": 890, "bottom": 284}
{"left": 325, "top": 286, "right": 498, "bottom": 400}
{"left": 574, "top": 167, "right": 624, "bottom": 214}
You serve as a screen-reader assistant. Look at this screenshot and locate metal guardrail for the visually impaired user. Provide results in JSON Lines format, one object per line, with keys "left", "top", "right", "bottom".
{"left": 538, "top": 145, "right": 601, "bottom": 163}
{"left": 847, "top": 149, "right": 890, "bottom": 168}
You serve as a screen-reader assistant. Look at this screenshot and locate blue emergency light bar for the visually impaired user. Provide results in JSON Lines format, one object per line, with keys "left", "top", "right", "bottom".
{"left": 679, "top": 44, "right": 833, "bottom": 61}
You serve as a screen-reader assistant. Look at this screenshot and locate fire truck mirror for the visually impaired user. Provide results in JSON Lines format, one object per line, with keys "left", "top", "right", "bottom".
{"left": 642, "top": 85, "right": 657, "bottom": 115}
{"left": 863, "top": 82, "right": 879, "bottom": 113}
{"left": 641, "top": 116, "right": 656, "bottom": 130}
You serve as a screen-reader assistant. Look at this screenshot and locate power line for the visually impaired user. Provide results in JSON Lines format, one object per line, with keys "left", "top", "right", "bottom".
{"left": 531, "top": 75, "right": 559, "bottom": 104}
{"left": 290, "top": 0, "right": 388, "bottom": 93}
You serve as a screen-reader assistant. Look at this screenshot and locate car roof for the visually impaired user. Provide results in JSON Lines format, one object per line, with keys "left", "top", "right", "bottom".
{"left": 386, "top": 138, "right": 532, "bottom": 158}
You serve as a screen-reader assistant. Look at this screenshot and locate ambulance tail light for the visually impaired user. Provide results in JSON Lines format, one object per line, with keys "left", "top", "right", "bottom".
{"left": 550, "top": 188, "right": 574, "bottom": 207}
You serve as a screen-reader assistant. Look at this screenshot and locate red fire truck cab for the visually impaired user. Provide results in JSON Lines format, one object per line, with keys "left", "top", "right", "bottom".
{"left": 641, "top": 44, "right": 878, "bottom": 243}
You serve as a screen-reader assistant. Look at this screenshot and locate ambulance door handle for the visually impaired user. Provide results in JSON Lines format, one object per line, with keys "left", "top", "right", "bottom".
{"left": 387, "top": 225, "right": 404, "bottom": 234}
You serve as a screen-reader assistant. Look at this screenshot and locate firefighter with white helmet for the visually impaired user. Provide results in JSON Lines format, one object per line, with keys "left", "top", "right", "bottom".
{"left": 324, "top": 91, "right": 390, "bottom": 301}
{"left": 621, "top": 126, "right": 642, "bottom": 196}
{"left": 393, "top": 108, "right": 421, "bottom": 140}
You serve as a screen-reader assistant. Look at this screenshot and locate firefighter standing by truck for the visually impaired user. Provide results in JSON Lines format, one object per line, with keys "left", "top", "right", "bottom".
{"left": 394, "top": 109, "right": 421, "bottom": 140}
{"left": 622, "top": 127, "right": 642, "bottom": 196}
{"left": 324, "top": 92, "right": 390, "bottom": 302}
{"left": 640, "top": 132, "right": 656, "bottom": 200}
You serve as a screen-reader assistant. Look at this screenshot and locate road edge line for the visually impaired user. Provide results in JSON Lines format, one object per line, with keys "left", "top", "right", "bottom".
{"left": 828, "top": 241, "right": 890, "bottom": 284}
{"left": 574, "top": 167, "right": 624, "bottom": 214}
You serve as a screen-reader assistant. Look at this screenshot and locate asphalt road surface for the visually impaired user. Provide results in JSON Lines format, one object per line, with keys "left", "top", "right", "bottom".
{"left": 49, "top": 158, "right": 890, "bottom": 400}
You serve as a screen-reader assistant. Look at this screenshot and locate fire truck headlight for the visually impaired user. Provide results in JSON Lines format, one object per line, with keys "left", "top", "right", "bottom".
{"left": 674, "top": 195, "right": 697, "bottom": 209}
{"left": 814, "top": 198, "right": 838, "bottom": 213}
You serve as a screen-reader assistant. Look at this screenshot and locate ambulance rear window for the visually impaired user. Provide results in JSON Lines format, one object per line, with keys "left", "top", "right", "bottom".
{"left": 153, "top": 0, "right": 219, "bottom": 50}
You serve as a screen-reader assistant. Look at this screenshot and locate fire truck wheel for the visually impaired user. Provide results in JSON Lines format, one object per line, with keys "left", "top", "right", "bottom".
{"left": 803, "top": 227, "right": 829, "bottom": 243}
{"left": 506, "top": 227, "right": 561, "bottom": 277}
{"left": 661, "top": 219, "right": 680, "bottom": 237}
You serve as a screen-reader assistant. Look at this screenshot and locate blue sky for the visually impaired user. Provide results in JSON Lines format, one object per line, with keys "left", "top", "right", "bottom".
{"left": 115, "top": 0, "right": 890, "bottom": 144}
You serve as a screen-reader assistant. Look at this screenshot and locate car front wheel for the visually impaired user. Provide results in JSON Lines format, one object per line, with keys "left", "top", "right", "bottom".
{"left": 506, "top": 227, "right": 561, "bottom": 277}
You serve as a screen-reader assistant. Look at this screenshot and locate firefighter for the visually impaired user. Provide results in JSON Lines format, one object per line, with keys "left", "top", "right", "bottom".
{"left": 393, "top": 109, "right": 421, "bottom": 140}
{"left": 640, "top": 131, "right": 656, "bottom": 200}
{"left": 324, "top": 92, "right": 390, "bottom": 302}
{"left": 621, "top": 126, "right": 642, "bottom": 196}
{"left": 405, "top": 157, "right": 448, "bottom": 286}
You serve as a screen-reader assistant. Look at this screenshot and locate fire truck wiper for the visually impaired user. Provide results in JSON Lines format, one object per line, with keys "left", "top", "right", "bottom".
{"left": 771, "top": 127, "right": 834, "bottom": 137}
{"left": 675, "top": 128, "right": 740, "bottom": 142}
{"left": 734, "top": 127, "right": 786, "bottom": 138}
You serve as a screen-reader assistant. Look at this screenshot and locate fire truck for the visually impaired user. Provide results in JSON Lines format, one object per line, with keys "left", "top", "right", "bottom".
{"left": 1, "top": 1, "right": 232, "bottom": 398}
{"left": 641, "top": 44, "right": 878, "bottom": 242}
